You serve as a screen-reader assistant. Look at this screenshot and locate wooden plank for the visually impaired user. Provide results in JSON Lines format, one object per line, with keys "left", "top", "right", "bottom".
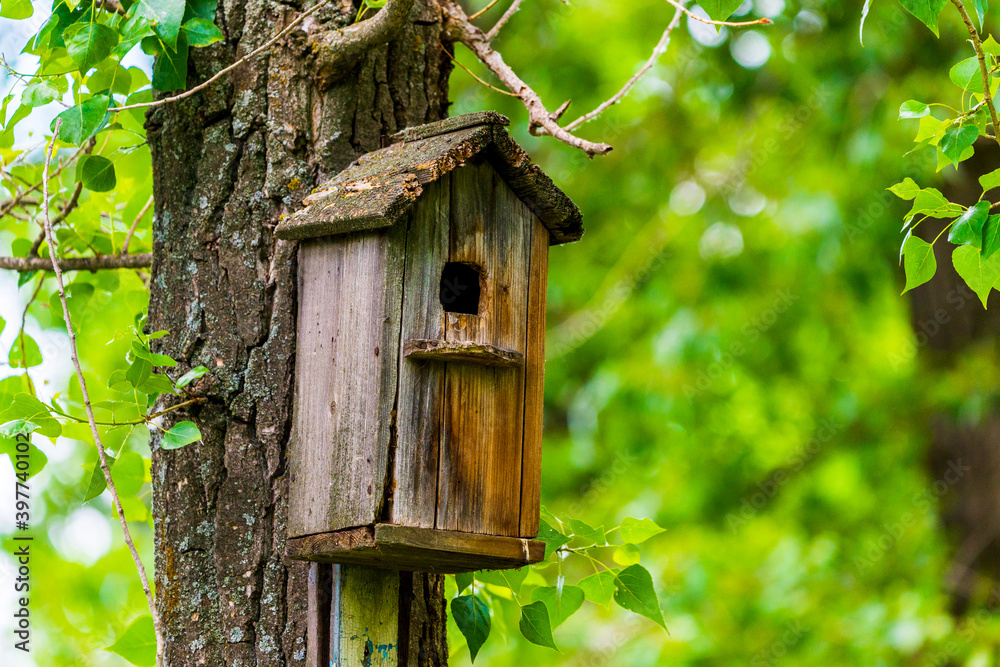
{"left": 288, "top": 226, "right": 407, "bottom": 537}
{"left": 306, "top": 563, "right": 333, "bottom": 667}
{"left": 438, "top": 164, "right": 532, "bottom": 536}
{"left": 520, "top": 218, "right": 549, "bottom": 538}
{"left": 333, "top": 566, "right": 399, "bottom": 667}
{"left": 403, "top": 339, "right": 524, "bottom": 367}
{"left": 286, "top": 525, "right": 545, "bottom": 574}
{"left": 392, "top": 180, "right": 449, "bottom": 529}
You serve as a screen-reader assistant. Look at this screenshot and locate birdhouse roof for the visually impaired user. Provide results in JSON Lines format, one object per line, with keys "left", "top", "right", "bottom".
{"left": 274, "top": 112, "right": 583, "bottom": 245}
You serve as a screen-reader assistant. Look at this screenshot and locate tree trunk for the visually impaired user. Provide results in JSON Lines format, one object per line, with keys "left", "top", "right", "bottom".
{"left": 145, "top": 1, "right": 452, "bottom": 663}
{"left": 910, "top": 139, "right": 1000, "bottom": 618}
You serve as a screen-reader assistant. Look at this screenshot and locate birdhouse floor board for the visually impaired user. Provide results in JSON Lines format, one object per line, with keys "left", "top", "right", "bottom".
{"left": 285, "top": 524, "right": 545, "bottom": 574}
{"left": 403, "top": 339, "right": 524, "bottom": 367}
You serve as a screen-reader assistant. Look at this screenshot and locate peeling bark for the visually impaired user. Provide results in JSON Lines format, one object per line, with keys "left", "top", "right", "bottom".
{"left": 146, "top": 1, "right": 452, "bottom": 663}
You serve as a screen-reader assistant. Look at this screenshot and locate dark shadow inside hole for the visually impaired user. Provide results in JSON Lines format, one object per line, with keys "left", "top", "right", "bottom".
{"left": 440, "top": 262, "right": 481, "bottom": 315}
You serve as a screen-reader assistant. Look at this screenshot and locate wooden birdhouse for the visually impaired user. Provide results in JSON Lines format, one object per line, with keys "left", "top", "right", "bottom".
{"left": 276, "top": 112, "right": 583, "bottom": 574}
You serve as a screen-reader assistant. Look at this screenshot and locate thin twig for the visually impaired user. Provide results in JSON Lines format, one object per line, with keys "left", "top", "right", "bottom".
{"left": 16, "top": 277, "right": 44, "bottom": 399}
{"left": 0, "top": 253, "right": 153, "bottom": 273}
{"left": 38, "top": 120, "right": 164, "bottom": 667}
{"left": 112, "top": 0, "right": 332, "bottom": 112}
{"left": 439, "top": 43, "right": 519, "bottom": 96}
{"left": 28, "top": 181, "right": 84, "bottom": 257}
{"left": 486, "top": 0, "right": 522, "bottom": 40}
{"left": 663, "top": 0, "right": 773, "bottom": 27}
{"left": 951, "top": 0, "right": 1000, "bottom": 150}
{"left": 565, "top": 3, "right": 684, "bottom": 132}
{"left": 444, "top": 0, "right": 612, "bottom": 155}
{"left": 121, "top": 197, "right": 154, "bottom": 256}
{"left": 469, "top": 0, "right": 501, "bottom": 20}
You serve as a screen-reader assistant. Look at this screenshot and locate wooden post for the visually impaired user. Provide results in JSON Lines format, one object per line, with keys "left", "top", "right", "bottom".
{"left": 308, "top": 565, "right": 402, "bottom": 667}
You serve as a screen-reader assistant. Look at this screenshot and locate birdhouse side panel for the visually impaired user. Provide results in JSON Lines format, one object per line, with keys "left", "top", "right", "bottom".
{"left": 436, "top": 164, "right": 533, "bottom": 537}
{"left": 519, "top": 218, "right": 549, "bottom": 538}
{"left": 288, "top": 228, "right": 407, "bottom": 538}
{"left": 392, "top": 179, "right": 450, "bottom": 529}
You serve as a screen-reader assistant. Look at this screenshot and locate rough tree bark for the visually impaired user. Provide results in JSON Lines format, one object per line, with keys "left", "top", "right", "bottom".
{"left": 910, "top": 140, "right": 1000, "bottom": 618}
{"left": 145, "top": 1, "right": 452, "bottom": 663}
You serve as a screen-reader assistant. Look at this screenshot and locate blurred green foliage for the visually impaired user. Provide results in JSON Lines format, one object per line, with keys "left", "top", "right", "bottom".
{"left": 1, "top": 0, "right": 999, "bottom": 665}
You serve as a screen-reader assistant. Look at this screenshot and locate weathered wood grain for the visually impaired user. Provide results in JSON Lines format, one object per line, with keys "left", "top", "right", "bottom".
{"left": 286, "top": 525, "right": 545, "bottom": 574}
{"left": 392, "top": 179, "right": 449, "bottom": 529}
{"left": 306, "top": 563, "right": 333, "bottom": 667}
{"left": 437, "top": 164, "right": 531, "bottom": 536}
{"left": 403, "top": 339, "right": 524, "bottom": 367}
{"left": 333, "top": 566, "right": 400, "bottom": 667}
{"left": 520, "top": 218, "right": 549, "bottom": 538}
{"left": 288, "top": 226, "right": 407, "bottom": 538}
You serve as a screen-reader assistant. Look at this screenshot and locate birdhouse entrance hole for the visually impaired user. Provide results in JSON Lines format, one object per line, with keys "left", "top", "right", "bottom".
{"left": 440, "top": 262, "right": 481, "bottom": 315}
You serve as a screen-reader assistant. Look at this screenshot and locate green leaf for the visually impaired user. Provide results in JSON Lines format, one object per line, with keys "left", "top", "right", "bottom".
{"left": 455, "top": 572, "right": 473, "bottom": 594}
{"left": 949, "top": 201, "right": 991, "bottom": 249}
{"left": 953, "top": 244, "right": 1000, "bottom": 307}
{"left": 980, "top": 168, "right": 1000, "bottom": 194}
{"left": 537, "top": 520, "right": 572, "bottom": 559}
{"left": 22, "top": 81, "right": 62, "bottom": 107}
{"left": 984, "top": 35, "right": 1000, "bottom": 56}
{"left": 613, "top": 564, "right": 666, "bottom": 629}
{"left": 176, "top": 365, "right": 209, "bottom": 388}
{"left": 983, "top": 215, "right": 1000, "bottom": 260}
{"left": 476, "top": 567, "right": 528, "bottom": 593}
{"left": 0, "top": 436, "right": 47, "bottom": 478}
{"left": 898, "top": 0, "right": 948, "bottom": 35}
{"left": 63, "top": 22, "right": 119, "bottom": 71}
{"left": 578, "top": 571, "right": 617, "bottom": 606}
{"left": 106, "top": 615, "right": 156, "bottom": 667}
{"left": 898, "top": 100, "right": 930, "bottom": 119}
{"left": 126, "top": 358, "right": 153, "bottom": 388}
{"left": 0, "top": 0, "right": 32, "bottom": 19}
{"left": 0, "top": 420, "right": 39, "bottom": 438}
{"left": 905, "top": 187, "right": 963, "bottom": 224}
{"left": 451, "top": 595, "right": 490, "bottom": 663}
{"left": 519, "top": 601, "right": 558, "bottom": 650}
{"left": 161, "top": 421, "right": 201, "bottom": 450}
{"left": 613, "top": 543, "right": 642, "bottom": 566}
{"left": 902, "top": 235, "right": 937, "bottom": 293}
{"left": 77, "top": 155, "right": 117, "bottom": 192}
{"left": 941, "top": 125, "right": 979, "bottom": 166}
{"left": 185, "top": 0, "right": 219, "bottom": 21}
{"left": 567, "top": 518, "right": 605, "bottom": 546}
{"left": 183, "top": 18, "right": 224, "bottom": 47}
{"left": 973, "top": 0, "right": 988, "bottom": 28}
{"left": 889, "top": 178, "right": 922, "bottom": 201}
{"left": 699, "top": 0, "right": 745, "bottom": 21}
{"left": 111, "top": 451, "right": 146, "bottom": 497}
{"left": 134, "top": 0, "right": 186, "bottom": 49}
{"left": 949, "top": 57, "right": 984, "bottom": 92}
{"left": 530, "top": 585, "right": 584, "bottom": 629}
{"left": 10, "top": 334, "right": 42, "bottom": 368}
{"left": 54, "top": 94, "right": 111, "bottom": 145}
{"left": 152, "top": 32, "right": 189, "bottom": 92}
{"left": 620, "top": 517, "right": 666, "bottom": 544}
{"left": 84, "top": 454, "right": 117, "bottom": 503}
{"left": 0, "top": 394, "right": 60, "bottom": 438}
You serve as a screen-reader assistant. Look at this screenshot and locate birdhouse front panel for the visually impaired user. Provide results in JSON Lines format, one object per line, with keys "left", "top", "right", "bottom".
{"left": 277, "top": 113, "right": 582, "bottom": 572}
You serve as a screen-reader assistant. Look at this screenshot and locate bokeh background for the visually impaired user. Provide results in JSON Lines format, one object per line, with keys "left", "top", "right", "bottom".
{"left": 3, "top": 0, "right": 1000, "bottom": 664}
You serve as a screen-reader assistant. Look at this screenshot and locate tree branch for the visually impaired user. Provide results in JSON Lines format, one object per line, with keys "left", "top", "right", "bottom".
{"left": 0, "top": 253, "right": 153, "bottom": 273}
{"left": 951, "top": 0, "right": 1000, "bottom": 150}
{"left": 314, "top": 0, "right": 416, "bottom": 86}
{"left": 564, "top": 3, "right": 685, "bottom": 132}
{"left": 39, "top": 122, "right": 164, "bottom": 666}
{"left": 121, "top": 196, "right": 154, "bottom": 256}
{"left": 443, "top": 0, "right": 613, "bottom": 156}
{"left": 112, "top": 0, "right": 333, "bottom": 112}
{"left": 663, "top": 0, "right": 773, "bottom": 27}
{"left": 486, "top": 0, "right": 522, "bottom": 40}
